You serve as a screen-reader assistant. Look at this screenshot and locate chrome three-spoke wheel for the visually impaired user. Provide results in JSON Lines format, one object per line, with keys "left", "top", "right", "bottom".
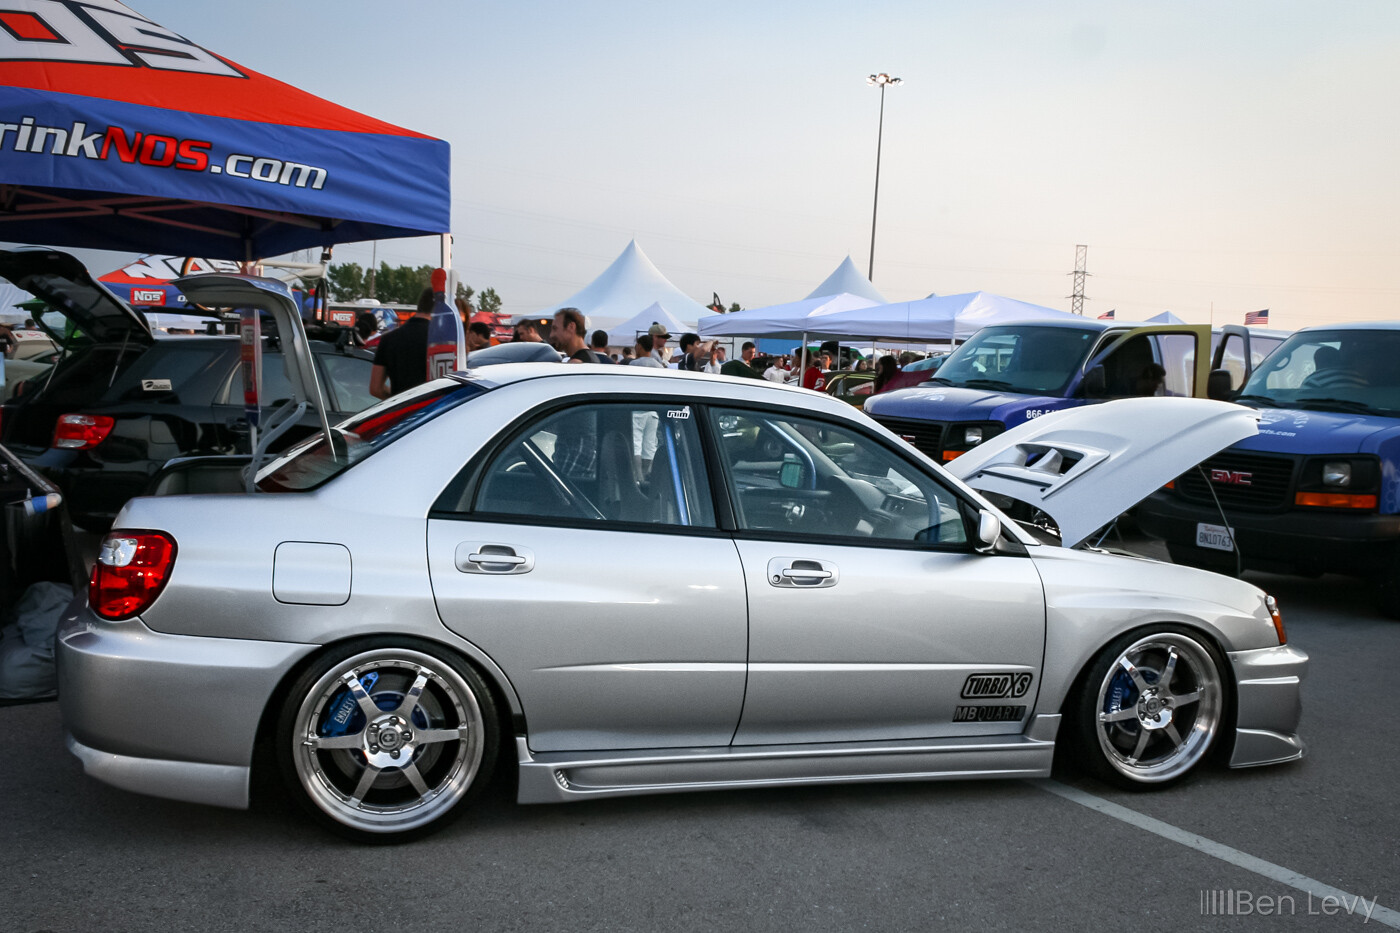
{"left": 276, "top": 640, "right": 497, "bottom": 841}
{"left": 1072, "top": 629, "right": 1225, "bottom": 787}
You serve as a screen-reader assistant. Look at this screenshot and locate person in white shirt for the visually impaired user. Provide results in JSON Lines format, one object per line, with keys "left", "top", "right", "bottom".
{"left": 646, "top": 323, "right": 671, "bottom": 365}
{"left": 630, "top": 334, "right": 666, "bottom": 369}
{"left": 704, "top": 346, "right": 725, "bottom": 375}
{"left": 763, "top": 360, "right": 786, "bottom": 383}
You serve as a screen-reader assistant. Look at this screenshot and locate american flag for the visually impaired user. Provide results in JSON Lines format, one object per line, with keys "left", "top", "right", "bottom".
{"left": 1097, "top": 309, "right": 1114, "bottom": 320}
{"left": 1245, "top": 309, "right": 1269, "bottom": 326}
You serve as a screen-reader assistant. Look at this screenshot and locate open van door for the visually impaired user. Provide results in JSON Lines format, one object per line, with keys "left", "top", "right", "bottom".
{"left": 1070, "top": 324, "right": 1213, "bottom": 400}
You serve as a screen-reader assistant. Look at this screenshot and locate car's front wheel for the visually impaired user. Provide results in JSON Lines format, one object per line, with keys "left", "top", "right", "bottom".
{"left": 275, "top": 638, "right": 498, "bottom": 842}
{"left": 1068, "top": 628, "right": 1226, "bottom": 788}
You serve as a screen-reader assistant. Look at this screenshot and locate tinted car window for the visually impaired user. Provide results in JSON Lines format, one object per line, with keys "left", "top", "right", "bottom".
{"left": 712, "top": 407, "right": 967, "bottom": 546}
{"left": 318, "top": 353, "right": 376, "bottom": 413}
{"left": 257, "top": 381, "right": 485, "bottom": 492}
{"left": 470, "top": 402, "right": 715, "bottom": 528}
{"left": 103, "top": 343, "right": 227, "bottom": 405}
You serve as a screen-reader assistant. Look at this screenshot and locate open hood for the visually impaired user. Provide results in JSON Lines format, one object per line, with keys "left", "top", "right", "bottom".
{"left": 0, "top": 247, "right": 155, "bottom": 345}
{"left": 944, "top": 397, "right": 1259, "bottom": 548}
{"left": 175, "top": 273, "right": 334, "bottom": 447}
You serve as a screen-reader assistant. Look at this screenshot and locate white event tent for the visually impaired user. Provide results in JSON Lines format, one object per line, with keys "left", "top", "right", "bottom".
{"left": 535, "top": 239, "right": 715, "bottom": 334}
{"left": 701, "top": 290, "right": 1074, "bottom": 344}
{"left": 608, "top": 302, "right": 689, "bottom": 342}
{"left": 1147, "top": 311, "right": 1187, "bottom": 324}
{"left": 700, "top": 292, "right": 880, "bottom": 339}
{"left": 806, "top": 256, "right": 888, "bottom": 304}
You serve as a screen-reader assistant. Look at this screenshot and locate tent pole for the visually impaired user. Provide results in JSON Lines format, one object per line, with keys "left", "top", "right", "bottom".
{"left": 800, "top": 332, "right": 808, "bottom": 385}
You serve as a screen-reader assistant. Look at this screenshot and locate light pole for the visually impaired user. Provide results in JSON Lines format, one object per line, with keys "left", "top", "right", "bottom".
{"left": 866, "top": 72, "right": 902, "bottom": 284}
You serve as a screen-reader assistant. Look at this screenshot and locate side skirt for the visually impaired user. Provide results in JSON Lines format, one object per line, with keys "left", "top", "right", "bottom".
{"left": 517, "top": 714, "right": 1061, "bottom": 804}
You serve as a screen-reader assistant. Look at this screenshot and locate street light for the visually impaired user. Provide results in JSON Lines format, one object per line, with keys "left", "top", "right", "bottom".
{"left": 866, "top": 72, "right": 903, "bottom": 283}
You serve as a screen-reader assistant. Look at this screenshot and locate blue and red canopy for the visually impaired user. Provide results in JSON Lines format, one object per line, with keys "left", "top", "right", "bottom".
{"left": 0, "top": 1, "right": 450, "bottom": 259}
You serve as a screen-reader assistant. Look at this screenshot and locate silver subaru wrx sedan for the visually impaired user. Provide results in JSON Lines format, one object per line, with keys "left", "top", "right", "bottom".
{"left": 59, "top": 363, "right": 1307, "bottom": 841}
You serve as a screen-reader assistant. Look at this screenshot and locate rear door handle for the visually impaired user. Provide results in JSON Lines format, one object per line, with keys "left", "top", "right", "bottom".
{"left": 455, "top": 543, "right": 534, "bottom": 575}
{"left": 767, "top": 557, "right": 839, "bottom": 588}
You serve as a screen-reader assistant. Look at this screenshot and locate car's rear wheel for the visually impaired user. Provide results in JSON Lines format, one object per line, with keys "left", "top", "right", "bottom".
{"left": 1068, "top": 628, "right": 1226, "bottom": 788}
{"left": 275, "top": 639, "right": 497, "bottom": 842}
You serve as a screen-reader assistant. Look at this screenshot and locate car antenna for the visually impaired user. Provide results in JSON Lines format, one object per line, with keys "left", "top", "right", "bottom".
{"left": 1196, "top": 464, "right": 1243, "bottom": 578}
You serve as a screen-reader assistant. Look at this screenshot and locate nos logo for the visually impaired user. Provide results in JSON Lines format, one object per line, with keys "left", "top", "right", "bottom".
{"left": 0, "top": 2, "right": 244, "bottom": 78}
{"left": 961, "top": 672, "right": 1033, "bottom": 699}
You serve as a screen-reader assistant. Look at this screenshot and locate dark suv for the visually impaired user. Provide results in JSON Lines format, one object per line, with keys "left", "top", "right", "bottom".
{"left": 0, "top": 249, "right": 374, "bottom": 530}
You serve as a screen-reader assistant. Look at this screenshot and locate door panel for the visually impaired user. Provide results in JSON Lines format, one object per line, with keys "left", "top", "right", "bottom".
{"left": 429, "top": 521, "right": 747, "bottom": 752}
{"left": 707, "top": 404, "right": 1046, "bottom": 745}
{"left": 733, "top": 541, "right": 1045, "bottom": 744}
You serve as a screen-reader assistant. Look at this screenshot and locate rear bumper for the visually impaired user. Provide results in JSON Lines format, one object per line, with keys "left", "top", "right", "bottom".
{"left": 57, "top": 598, "right": 316, "bottom": 809}
{"left": 1226, "top": 643, "right": 1308, "bottom": 768}
{"left": 1138, "top": 491, "right": 1400, "bottom": 573}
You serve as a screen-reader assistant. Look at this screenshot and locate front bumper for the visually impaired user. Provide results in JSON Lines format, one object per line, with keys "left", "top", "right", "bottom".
{"left": 1227, "top": 643, "right": 1308, "bottom": 768}
{"left": 57, "top": 599, "right": 316, "bottom": 809}
{"left": 1139, "top": 491, "right": 1400, "bottom": 574}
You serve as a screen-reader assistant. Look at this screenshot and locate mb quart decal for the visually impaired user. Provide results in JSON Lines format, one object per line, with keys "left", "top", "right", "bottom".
{"left": 953, "top": 705, "right": 1027, "bottom": 723}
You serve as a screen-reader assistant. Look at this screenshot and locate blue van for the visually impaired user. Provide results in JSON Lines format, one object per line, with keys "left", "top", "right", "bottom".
{"left": 1137, "top": 322, "right": 1400, "bottom": 615}
{"left": 864, "top": 319, "right": 1282, "bottom": 465}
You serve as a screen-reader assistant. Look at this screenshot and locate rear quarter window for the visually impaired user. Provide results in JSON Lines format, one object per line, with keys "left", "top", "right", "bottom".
{"left": 102, "top": 341, "right": 232, "bottom": 406}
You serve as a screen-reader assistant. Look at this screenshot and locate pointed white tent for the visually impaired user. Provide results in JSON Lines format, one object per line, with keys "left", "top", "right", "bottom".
{"left": 699, "top": 292, "right": 880, "bottom": 339}
{"left": 536, "top": 240, "right": 715, "bottom": 333}
{"left": 806, "top": 256, "right": 888, "bottom": 304}
{"left": 607, "top": 301, "right": 689, "bottom": 342}
{"left": 1148, "top": 310, "right": 1187, "bottom": 324}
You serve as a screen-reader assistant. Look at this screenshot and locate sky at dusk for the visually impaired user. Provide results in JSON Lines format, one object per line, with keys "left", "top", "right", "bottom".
{"left": 53, "top": 2, "right": 1400, "bottom": 329}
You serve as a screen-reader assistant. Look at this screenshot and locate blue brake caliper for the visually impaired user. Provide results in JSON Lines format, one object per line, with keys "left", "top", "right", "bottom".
{"left": 318, "top": 671, "right": 431, "bottom": 739}
{"left": 320, "top": 671, "right": 379, "bottom": 738}
{"left": 1104, "top": 666, "right": 1158, "bottom": 722}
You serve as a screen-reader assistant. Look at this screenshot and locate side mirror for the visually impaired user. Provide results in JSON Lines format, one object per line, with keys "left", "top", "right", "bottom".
{"left": 976, "top": 509, "right": 1002, "bottom": 553}
{"left": 1082, "top": 365, "right": 1107, "bottom": 398}
{"left": 1207, "top": 369, "right": 1234, "bottom": 401}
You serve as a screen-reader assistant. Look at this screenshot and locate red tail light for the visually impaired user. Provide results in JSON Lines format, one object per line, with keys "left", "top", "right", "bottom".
{"left": 53, "top": 413, "right": 115, "bottom": 450}
{"left": 90, "top": 531, "right": 177, "bottom": 620}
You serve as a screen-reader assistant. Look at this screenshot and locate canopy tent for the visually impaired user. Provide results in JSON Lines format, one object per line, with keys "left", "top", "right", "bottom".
{"left": 536, "top": 240, "right": 715, "bottom": 333}
{"left": 97, "top": 254, "right": 239, "bottom": 307}
{"left": 701, "top": 290, "right": 1074, "bottom": 344}
{"left": 0, "top": 1, "right": 449, "bottom": 260}
{"left": 699, "top": 292, "right": 879, "bottom": 340}
{"left": 1147, "top": 311, "right": 1187, "bottom": 324}
{"left": 806, "top": 255, "right": 888, "bottom": 304}
{"left": 607, "top": 301, "right": 689, "bottom": 342}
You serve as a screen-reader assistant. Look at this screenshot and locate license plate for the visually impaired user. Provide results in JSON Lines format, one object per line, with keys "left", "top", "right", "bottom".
{"left": 1196, "top": 522, "right": 1235, "bottom": 552}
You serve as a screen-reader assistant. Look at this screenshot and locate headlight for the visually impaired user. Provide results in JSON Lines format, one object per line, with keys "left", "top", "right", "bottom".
{"left": 1322, "top": 461, "right": 1351, "bottom": 487}
{"left": 964, "top": 426, "right": 983, "bottom": 446}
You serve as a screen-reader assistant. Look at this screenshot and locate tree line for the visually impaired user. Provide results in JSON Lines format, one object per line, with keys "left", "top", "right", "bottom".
{"left": 326, "top": 262, "right": 502, "bottom": 314}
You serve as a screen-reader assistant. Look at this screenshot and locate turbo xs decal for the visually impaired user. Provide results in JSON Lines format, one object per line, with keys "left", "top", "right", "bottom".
{"left": 961, "top": 672, "right": 1033, "bottom": 699}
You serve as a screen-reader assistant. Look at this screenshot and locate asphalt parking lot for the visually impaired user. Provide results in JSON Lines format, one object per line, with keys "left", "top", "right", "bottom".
{"left": 3, "top": 548, "right": 1397, "bottom": 932}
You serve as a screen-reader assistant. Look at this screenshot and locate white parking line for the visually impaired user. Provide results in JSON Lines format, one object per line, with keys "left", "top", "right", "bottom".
{"left": 1032, "top": 779, "right": 1399, "bottom": 928}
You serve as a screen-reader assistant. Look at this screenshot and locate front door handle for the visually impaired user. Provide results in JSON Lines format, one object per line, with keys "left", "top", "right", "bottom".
{"left": 455, "top": 543, "right": 534, "bottom": 575}
{"left": 767, "top": 557, "right": 839, "bottom": 588}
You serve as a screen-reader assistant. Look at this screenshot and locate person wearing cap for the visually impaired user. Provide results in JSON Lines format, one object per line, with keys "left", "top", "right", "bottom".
{"left": 647, "top": 322, "right": 671, "bottom": 364}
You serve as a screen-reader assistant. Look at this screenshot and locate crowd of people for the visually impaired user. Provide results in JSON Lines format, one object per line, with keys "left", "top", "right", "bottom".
{"left": 365, "top": 289, "right": 935, "bottom": 401}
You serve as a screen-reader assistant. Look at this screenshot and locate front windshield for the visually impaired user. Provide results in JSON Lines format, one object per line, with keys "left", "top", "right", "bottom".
{"left": 1236, "top": 329, "right": 1400, "bottom": 416}
{"left": 932, "top": 325, "right": 1098, "bottom": 395}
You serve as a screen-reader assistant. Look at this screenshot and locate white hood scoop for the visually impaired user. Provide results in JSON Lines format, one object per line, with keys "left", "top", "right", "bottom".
{"left": 944, "top": 397, "right": 1259, "bottom": 548}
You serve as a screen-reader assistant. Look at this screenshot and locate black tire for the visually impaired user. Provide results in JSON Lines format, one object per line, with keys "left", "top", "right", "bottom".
{"left": 1064, "top": 626, "right": 1228, "bottom": 790}
{"left": 275, "top": 636, "right": 499, "bottom": 843}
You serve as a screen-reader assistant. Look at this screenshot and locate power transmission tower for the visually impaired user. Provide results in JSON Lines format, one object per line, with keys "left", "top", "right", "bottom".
{"left": 1068, "top": 244, "right": 1089, "bottom": 315}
